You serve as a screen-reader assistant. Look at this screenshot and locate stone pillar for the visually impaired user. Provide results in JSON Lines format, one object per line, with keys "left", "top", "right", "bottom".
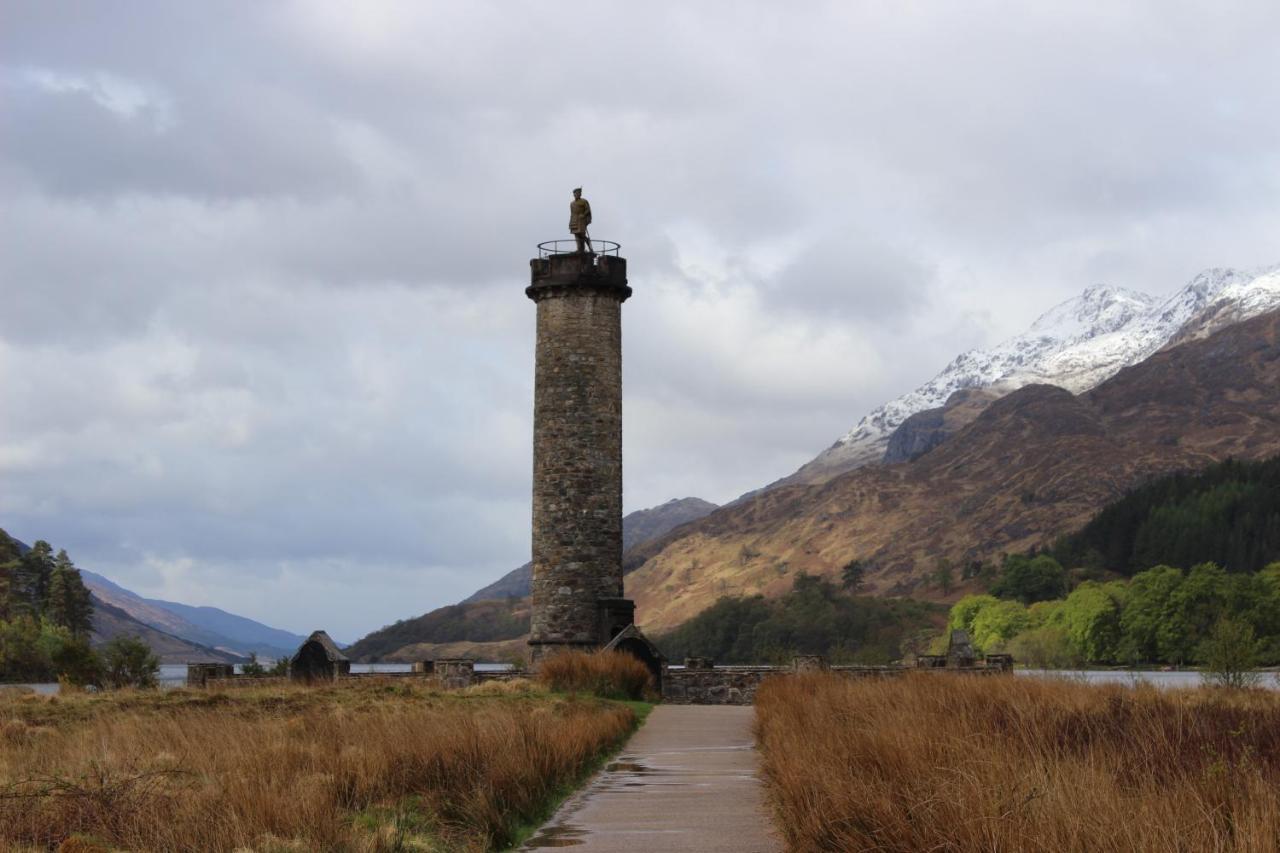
{"left": 791, "top": 654, "right": 828, "bottom": 672}
{"left": 436, "top": 659, "right": 475, "bottom": 689}
{"left": 526, "top": 251, "right": 632, "bottom": 662}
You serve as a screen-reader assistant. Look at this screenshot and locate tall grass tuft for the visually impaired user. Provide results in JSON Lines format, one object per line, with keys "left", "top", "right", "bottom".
{"left": 0, "top": 680, "right": 636, "bottom": 851}
{"left": 755, "top": 672, "right": 1280, "bottom": 852}
{"left": 536, "top": 650, "right": 653, "bottom": 700}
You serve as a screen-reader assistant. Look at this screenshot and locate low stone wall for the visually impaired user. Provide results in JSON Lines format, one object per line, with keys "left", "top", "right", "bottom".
{"left": 188, "top": 654, "right": 1002, "bottom": 703}
{"left": 661, "top": 666, "right": 782, "bottom": 705}
{"left": 662, "top": 661, "right": 916, "bottom": 705}
{"left": 201, "top": 676, "right": 291, "bottom": 690}
{"left": 187, "top": 663, "right": 236, "bottom": 688}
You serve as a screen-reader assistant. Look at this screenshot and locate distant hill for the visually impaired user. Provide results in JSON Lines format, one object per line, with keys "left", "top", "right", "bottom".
{"left": 3, "top": 532, "right": 303, "bottom": 660}
{"left": 351, "top": 497, "right": 718, "bottom": 661}
{"left": 145, "top": 598, "right": 307, "bottom": 658}
{"left": 463, "top": 497, "right": 717, "bottom": 603}
{"left": 3, "top": 531, "right": 243, "bottom": 663}
{"left": 80, "top": 569, "right": 306, "bottom": 659}
{"left": 344, "top": 598, "right": 530, "bottom": 662}
{"left": 89, "top": 596, "right": 244, "bottom": 664}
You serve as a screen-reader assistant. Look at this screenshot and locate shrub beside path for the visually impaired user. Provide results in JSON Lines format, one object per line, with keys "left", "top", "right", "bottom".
{"left": 521, "top": 705, "right": 782, "bottom": 852}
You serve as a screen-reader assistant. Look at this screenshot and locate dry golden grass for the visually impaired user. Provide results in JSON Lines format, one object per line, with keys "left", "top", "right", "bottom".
{"left": 755, "top": 672, "right": 1280, "bottom": 852}
{"left": 0, "top": 679, "right": 638, "bottom": 852}
{"left": 535, "top": 650, "right": 654, "bottom": 700}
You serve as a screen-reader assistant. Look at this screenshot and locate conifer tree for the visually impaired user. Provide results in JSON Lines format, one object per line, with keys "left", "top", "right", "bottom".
{"left": 46, "top": 559, "right": 71, "bottom": 629}
{"left": 0, "top": 559, "right": 14, "bottom": 620}
{"left": 13, "top": 540, "right": 54, "bottom": 617}
{"left": 46, "top": 549, "right": 94, "bottom": 638}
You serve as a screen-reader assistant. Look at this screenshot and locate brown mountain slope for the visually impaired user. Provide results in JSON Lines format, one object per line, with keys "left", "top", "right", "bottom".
{"left": 627, "top": 309, "right": 1280, "bottom": 634}
{"left": 90, "top": 596, "right": 243, "bottom": 664}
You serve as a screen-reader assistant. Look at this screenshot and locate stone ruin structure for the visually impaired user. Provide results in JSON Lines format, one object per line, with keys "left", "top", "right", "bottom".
{"left": 915, "top": 629, "right": 1013, "bottom": 672}
{"left": 290, "top": 629, "right": 350, "bottom": 682}
{"left": 525, "top": 234, "right": 665, "bottom": 686}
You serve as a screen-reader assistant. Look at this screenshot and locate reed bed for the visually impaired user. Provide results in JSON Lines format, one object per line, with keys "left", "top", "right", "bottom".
{"left": 0, "top": 679, "right": 637, "bottom": 852}
{"left": 755, "top": 672, "right": 1280, "bottom": 852}
{"left": 535, "top": 650, "right": 654, "bottom": 700}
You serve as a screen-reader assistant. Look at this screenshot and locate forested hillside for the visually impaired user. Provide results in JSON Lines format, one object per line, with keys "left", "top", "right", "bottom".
{"left": 944, "top": 460, "right": 1280, "bottom": 667}
{"left": 0, "top": 528, "right": 96, "bottom": 681}
{"left": 658, "top": 573, "right": 942, "bottom": 664}
{"left": 1053, "top": 456, "right": 1280, "bottom": 574}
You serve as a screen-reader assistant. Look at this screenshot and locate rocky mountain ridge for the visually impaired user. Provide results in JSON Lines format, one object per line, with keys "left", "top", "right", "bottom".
{"left": 784, "top": 263, "right": 1280, "bottom": 486}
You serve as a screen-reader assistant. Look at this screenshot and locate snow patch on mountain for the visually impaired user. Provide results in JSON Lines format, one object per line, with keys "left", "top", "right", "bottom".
{"left": 800, "top": 263, "right": 1280, "bottom": 480}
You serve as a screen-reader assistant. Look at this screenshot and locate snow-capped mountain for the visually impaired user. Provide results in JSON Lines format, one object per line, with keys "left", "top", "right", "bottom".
{"left": 788, "top": 263, "right": 1280, "bottom": 483}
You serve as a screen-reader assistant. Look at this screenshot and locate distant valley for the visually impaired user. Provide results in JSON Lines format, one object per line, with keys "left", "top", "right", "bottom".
{"left": 3, "top": 534, "right": 306, "bottom": 663}
{"left": 80, "top": 569, "right": 308, "bottom": 661}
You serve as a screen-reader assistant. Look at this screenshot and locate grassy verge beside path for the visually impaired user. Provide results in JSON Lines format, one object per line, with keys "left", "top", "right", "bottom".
{"left": 0, "top": 678, "right": 641, "bottom": 852}
{"left": 503, "top": 699, "right": 653, "bottom": 851}
{"left": 756, "top": 672, "right": 1280, "bottom": 852}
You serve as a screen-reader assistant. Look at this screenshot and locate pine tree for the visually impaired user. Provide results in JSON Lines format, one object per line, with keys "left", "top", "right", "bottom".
{"left": 0, "top": 558, "right": 14, "bottom": 620}
{"left": 46, "top": 559, "right": 72, "bottom": 629}
{"left": 46, "top": 550, "right": 94, "bottom": 638}
{"left": 68, "top": 567, "right": 94, "bottom": 639}
{"left": 13, "top": 540, "right": 54, "bottom": 618}
{"left": 840, "top": 559, "right": 866, "bottom": 593}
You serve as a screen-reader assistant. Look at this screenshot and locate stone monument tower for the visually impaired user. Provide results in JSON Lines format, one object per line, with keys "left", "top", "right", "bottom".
{"left": 526, "top": 226, "right": 636, "bottom": 662}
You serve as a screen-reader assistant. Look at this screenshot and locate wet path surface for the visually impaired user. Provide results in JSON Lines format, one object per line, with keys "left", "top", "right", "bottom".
{"left": 521, "top": 705, "right": 781, "bottom": 852}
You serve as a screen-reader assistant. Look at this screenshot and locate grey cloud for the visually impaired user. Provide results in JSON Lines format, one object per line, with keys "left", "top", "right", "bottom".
{"left": 2, "top": 1, "right": 1278, "bottom": 637}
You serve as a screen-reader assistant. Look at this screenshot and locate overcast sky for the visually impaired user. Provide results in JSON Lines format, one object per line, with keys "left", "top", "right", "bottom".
{"left": 3, "top": 2, "right": 1278, "bottom": 641}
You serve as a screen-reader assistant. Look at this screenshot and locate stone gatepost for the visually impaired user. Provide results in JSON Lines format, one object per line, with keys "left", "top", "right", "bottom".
{"left": 791, "top": 655, "right": 828, "bottom": 672}
{"left": 436, "top": 659, "right": 475, "bottom": 689}
{"left": 526, "top": 248, "right": 633, "bottom": 663}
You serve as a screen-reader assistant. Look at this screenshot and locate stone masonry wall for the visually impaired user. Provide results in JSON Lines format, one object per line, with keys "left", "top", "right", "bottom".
{"left": 663, "top": 664, "right": 911, "bottom": 705}
{"left": 527, "top": 254, "right": 631, "bottom": 659}
{"left": 662, "top": 667, "right": 781, "bottom": 705}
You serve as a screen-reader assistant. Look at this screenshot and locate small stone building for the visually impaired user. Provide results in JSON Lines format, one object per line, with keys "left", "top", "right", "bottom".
{"left": 602, "top": 624, "right": 666, "bottom": 690}
{"left": 290, "top": 630, "right": 350, "bottom": 683}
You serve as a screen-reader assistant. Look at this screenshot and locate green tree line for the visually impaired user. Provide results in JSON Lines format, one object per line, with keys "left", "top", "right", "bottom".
{"left": 1, "top": 528, "right": 157, "bottom": 686}
{"left": 658, "top": 572, "right": 942, "bottom": 664}
{"left": 1053, "top": 456, "right": 1280, "bottom": 575}
{"left": 951, "top": 557, "right": 1280, "bottom": 667}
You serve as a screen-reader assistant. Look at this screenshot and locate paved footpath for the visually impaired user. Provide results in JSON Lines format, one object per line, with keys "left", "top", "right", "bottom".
{"left": 521, "top": 705, "right": 782, "bottom": 852}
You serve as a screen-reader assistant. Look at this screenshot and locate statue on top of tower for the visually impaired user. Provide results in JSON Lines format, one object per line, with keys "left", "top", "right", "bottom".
{"left": 569, "top": 187, "right": 592, "bottom": 254}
